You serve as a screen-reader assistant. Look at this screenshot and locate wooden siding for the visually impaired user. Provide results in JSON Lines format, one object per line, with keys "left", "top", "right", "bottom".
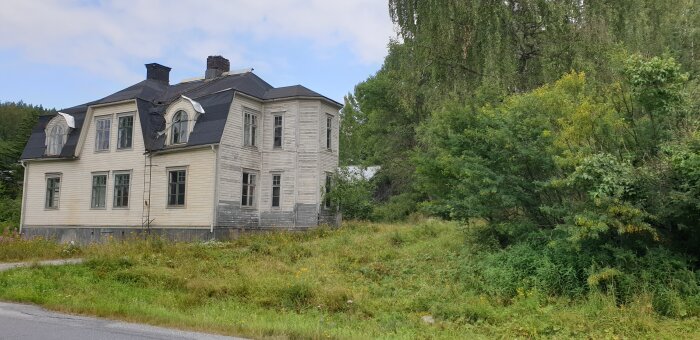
{"left": 23, "top": 101, "right": 215, "bottom": 228}
{"left": 215, "top": 95, "right": 339, "bottom": 227}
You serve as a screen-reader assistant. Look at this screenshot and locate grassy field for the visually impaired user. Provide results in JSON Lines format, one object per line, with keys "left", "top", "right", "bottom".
{"left": 0, "top": 221, "right": 698, "bottom": 339}
{"left": 0, "top": 230, "right": 80, "bottom": 262}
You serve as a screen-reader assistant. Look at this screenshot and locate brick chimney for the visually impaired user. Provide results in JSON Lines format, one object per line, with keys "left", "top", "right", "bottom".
{"left": 145, "top": 63, "right": 171, "bottom": 84}
{"left": 205, "top": 56, "right": 230, "bottom": 79}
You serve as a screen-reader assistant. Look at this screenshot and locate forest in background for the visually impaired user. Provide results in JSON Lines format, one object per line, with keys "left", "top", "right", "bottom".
{"left": 0, "top": 102, "right": 48, "bottom": 231}
{"left": 335, "top": 0, "right": 700, "bottom": 316}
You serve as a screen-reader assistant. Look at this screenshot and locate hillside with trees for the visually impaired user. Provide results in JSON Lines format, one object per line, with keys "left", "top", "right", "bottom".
{"left": 0, "top": 102, "right": 48, "bottom": 231}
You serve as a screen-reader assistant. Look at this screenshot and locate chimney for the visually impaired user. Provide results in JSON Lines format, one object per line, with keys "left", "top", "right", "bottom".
{"left": 145, "top": 63, "right": 171, "bottom": 84}
{"left": 205, "top": 55, "right": 230, "bottom": 79}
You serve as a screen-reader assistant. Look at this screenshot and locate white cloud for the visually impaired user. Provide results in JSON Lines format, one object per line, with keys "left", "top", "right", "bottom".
{"left": 0, "top": 0, "right": 393, "bottom": 81}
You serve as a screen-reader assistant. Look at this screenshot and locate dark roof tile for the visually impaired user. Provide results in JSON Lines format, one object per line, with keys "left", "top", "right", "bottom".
{"left": 22, "top": 71, "right": 337, "bottom": 160}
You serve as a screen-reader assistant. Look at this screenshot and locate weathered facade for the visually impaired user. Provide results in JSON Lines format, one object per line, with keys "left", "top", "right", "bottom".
{"left": 20, "top": 56, "right": 341, "bottom": 243}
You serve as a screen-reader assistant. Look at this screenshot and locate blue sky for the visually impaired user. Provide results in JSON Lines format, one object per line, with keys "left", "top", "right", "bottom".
{"left": 0, "top": 1, "right": 394, "bottom": 109}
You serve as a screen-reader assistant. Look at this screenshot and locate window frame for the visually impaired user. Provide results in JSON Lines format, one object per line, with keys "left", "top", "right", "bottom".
{"left": 112, "top": 171, "right": 132, "bottom": 209}
{"left": 90, "top": 172, "right": 108, "bottom": 209}
{"left": 46, "top": 124, "right": 66, "bottom": 156}
{"left": 170, "top": 110, "right": 189, "bottom": 145}
{"left": 94, "top": 116, "right": 112, "bottom": 152}
{"left": 167, "top": 167, "right": 188, "bottom": 208}
{"left": 324, "top": 172, "right": 332, "bottom": 209}
{"left": 243, "top": 108, "right": 258, "bottom": 147}
{"left": 116, "top": 113, "right": 134, "bottom": 150}
{"left": 241, "top": 170, "right": 257, "bottom": 207}
{"left": 273, "top": 114, "right": 283, "bottom": 149}
{"left": 326, "top": 114, "right": 333, "bottom": 151}
{"left": 271, "top": 173, "right": 281, "bottom": 208}
{"left": 45, "top": 173, "right": 62, "bottom": 210}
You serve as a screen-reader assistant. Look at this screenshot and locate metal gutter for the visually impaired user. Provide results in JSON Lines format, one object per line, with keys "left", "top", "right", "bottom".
{"left": 19, "top": 161, "right": 28, "bottom": 235}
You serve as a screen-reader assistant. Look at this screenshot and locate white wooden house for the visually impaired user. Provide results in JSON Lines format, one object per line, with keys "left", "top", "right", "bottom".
{"left": 20, "top": 56, "right": 340, "bottom": 242}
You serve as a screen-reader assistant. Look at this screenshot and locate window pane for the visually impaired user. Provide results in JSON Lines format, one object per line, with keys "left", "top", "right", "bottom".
{"left": 91, "top": 175, "right": 107, "bottom": 208}
{"left": 95, "top": 118, "right": 111, "bottom": 151}
{"left": 325, "top": 174, "right": 332, "bottom": 208}
{"left": 272, "top": 174, "right": 281, "bottom": 207}
{"left": 114, "top": 174, "right": 130, "bottom": 207}
{"left": 168, "top": 170, "right": 186, "bottom": 206}
{"left": 273, "top": 116, "right": 282, "bottom": 148}
{"left": 171, "top": 111, "right": 188, "bottom": 144}
{"left": 45, "top": 177, "right": 60, "bottom": 208}
{"left": 118, "top": 116, "right": 133, "bottom": 149}
{"left": 326, "top": 116, "right": 332, "bottom": 149}
{"left": 242, "top": 172, "right": 257, "bottom": 206}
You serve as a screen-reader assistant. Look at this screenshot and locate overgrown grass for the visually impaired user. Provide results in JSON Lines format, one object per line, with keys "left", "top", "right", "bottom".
{"left": 0, "top": 221, "right": 697, "bottom": 339}
{"left": 0, "top": 230, "right": 79, "bottom": 262}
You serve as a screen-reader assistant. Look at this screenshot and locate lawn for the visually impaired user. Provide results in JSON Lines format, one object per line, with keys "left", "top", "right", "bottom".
{"left": 0, "top": 221, "right": 697, "bottom": 339}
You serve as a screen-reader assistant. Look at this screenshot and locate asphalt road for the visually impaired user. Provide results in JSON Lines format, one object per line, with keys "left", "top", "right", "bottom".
{"left": 0, "top": 302, "right": 245, "bottom": 340}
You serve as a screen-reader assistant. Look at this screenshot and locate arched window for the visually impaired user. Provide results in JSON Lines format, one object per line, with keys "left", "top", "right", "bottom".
{"left": 47, "top": 125, "right": 66, "bottom": 155}
{"left": 171, "top": 110, "right": 188, "bottom": 144}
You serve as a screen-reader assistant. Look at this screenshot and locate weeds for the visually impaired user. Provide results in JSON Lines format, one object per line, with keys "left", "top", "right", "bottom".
{"left": 0, "top": 221, "right": 696, "bottom": 339}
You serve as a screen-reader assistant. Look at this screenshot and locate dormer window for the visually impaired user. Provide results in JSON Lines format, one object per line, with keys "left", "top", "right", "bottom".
{"left": 171, "top": 110, "right": 189, "bottom": 144}
{"left": 45, "top": 114, "right": 71, "bottom": 156}
{"left": 47, "top": 125, "right": 66, "bottom": 155}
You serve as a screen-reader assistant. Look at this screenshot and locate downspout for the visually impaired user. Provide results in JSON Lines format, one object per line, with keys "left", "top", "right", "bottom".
{"left": 19, "top": 161, "right": 28, "bottom": 235}
{"left": 210, "top": 144, "right": 219, "bottom": 233}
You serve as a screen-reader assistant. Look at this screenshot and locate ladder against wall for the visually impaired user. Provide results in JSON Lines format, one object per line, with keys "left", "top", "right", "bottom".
{"left": 141, "top": 153, "right": 156, "bottom": 231}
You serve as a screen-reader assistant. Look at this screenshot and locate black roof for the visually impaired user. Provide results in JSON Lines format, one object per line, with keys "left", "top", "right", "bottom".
{"left": 21, "top": 71, "right": 341, "bottom": 160}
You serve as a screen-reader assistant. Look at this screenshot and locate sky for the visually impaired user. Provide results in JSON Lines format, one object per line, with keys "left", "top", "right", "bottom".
{"left": 0, "top": 0, "right": 395, "bottom": 110}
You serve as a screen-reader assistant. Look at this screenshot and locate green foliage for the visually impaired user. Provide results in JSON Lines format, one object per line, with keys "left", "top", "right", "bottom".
{"left": 0, "top": 231, "right": 74, "bottom": 262}
{"left": 0, "top": 197, "right": 21, "bottom": 232}
{"left": 326, "top": 168, "right": 376, "bottom": 220}
{"left": 0, "top": 222, "right": 697, "bottom": 338}
{"left": 0, "top": 101, "right": 47, "bottom": 199}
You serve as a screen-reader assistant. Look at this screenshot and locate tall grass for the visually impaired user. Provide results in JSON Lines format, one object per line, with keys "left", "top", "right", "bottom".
{"left": 0, "top": 221, "right": 697, "bottom": 339}
{"left": 0, "top": 230, "right": 77, "bottom": 262}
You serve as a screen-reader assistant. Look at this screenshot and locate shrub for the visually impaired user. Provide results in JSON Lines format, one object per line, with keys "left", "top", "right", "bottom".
{"left": 372, "top": 193, "right": 419, "bottom": 222}
{"left": 279, "top": 281, "right": 315, "bottom": 310}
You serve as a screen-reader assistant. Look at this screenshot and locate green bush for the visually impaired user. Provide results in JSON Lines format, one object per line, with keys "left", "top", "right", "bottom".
{"left": 371, "top": 193, "right": 419, "bottom": 222}
{"left": 0, "top": 197, "right": 20, "bottom": 232}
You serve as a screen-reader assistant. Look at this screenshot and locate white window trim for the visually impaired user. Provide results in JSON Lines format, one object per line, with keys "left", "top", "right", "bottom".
{"left": 243, "top": 107, "right": 259, "bottom": 147}
{"left": 271, "top": 172, "right": 282, "bottom": 208}
{"left": 90, "top": 171, "right": 109, "bottom": 210}
{"left": 112, "top": 170, "right": 132, "bottom": 209}
{"left": 170, "top": 110, "right": 189, "bottom": 145}
{"left": 94, "top": 115, "right": 112, "bottom": 152}
{"left": 272, "top": 113, "right": 284, "bottom": 149}
{"left": 116, "top": 113, "right": 135, "bottom": 151}
{"left": 44, "top": 117, "right": 69, "bottom": 156}
{"left": 44, "top": 173, "right": 62, "bottom": 210}
{"left": 166, "top": 166, "right": 188, "bottom": 208}
{"left": 241, "top": 169, "right": 258, "bottom": 208}
{"left": 163, "top": 104, "right": 195, "bottom": 147}
{"left": 325, "top": 113, "right": 333, "bottom": 151}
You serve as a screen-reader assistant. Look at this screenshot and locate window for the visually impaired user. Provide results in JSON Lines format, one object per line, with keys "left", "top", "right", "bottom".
{"left": 242, "top": 171, "right": 256, "bottom": 207}
{"left": 95, "top": 117, "right": 111, "bottom": 151}
{"left": 45, "top": 175, "right": 61, "bottom": 209}
{"left": 46, "top": 125, "right": 66, "bottom": 155}
{"left": 244, "top": 109, "right": 257, "bottom": 146}
{"left": 171, "top": 110, "right": 188, "bottom": 144}
{"left": 113, "top": 173, "right": 130, "bottom": 208}
{"left": 168, "top": 169, "right": 186, "bottom": 206}
{"left": 117, "top": 115, "right": 133, "bottom": 149}
{"left": 324, "top": 173, "right": 332, "bottom": 208}
{"left": 273, "top": 115, "right": 283, "bottom": 148}
{"left": 326, "top": 114, "right": 332, "bottom": 150}
{"left": 272, "top": 174, "right": 281, "bottom": 207}
{"left": 91, "top": 174, "right": 107, "bottom": 209}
